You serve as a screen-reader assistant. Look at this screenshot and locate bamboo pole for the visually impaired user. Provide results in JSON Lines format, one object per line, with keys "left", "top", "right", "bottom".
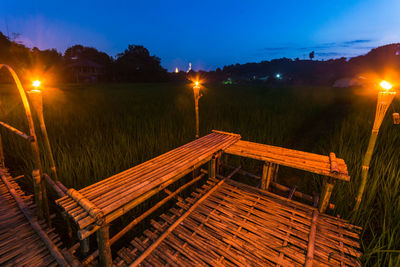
{"left": 209, "top": 155, "right": 216, "bottom": 179}
{"left": 354, "top": 90, "right": 396, "bottom": 211}
{"left": 32, "top": 169, "right": 43, "bottom": 219}
{"left": 305, "top": 210, "right": 318, "bottom": 267}
{"left": 129, "top": 178, "right": 226, "bottom": 267}
{"left": 0, "top": 64, "right": 45, "bottom": 220}
{"left": 0, "top": 121, "right": 33, "bottom": 141}
{"left": 0, "top": 134, "right": 4, "bottom": 168}
{"left": 193, "top": 84, "right": 201, "bottom": 139}
{"left": 28, "top": 90, "right": 59, "bottom": 181}
{"left": 80, "top": 238, "right": 90, "bottom": 257}
{"left": 96, "top": 224, "right": 112, "bottom": 267}
{"left": 318, "top": 177, "right": 335, "bottom": 213}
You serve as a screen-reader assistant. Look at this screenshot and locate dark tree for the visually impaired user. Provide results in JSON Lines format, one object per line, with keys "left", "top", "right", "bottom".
{"left": 115, "top": 45, "right": 168, "bottom": 82}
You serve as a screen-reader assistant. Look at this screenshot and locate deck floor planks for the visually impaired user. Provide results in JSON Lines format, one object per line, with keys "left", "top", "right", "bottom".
{"left": 114, "top": 178, "right": 362, "bottom": 267}
{"left": 0, "top": 168, "right": 66, "bottom": 266}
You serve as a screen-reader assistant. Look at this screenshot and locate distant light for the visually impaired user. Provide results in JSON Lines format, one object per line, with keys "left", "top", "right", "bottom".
{"left": 276, "top": 73, "right": 281, "bottom": 78}
{"left": 380, "top": 80, "right": 392, "bottom": 91}
{"left": 174, "top": 67, "right": 179, "bottom": 73}
{"left": 32, "top": 80, "right": 41, "bottom": 88}
{"left": 195, "top": 81, "right": 199, "bottom": 87}
{"left": 30, "top": 89, "right": 41, "bottom": 93}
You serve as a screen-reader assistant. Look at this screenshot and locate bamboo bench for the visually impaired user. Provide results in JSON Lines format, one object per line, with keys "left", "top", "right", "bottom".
{"left": 224, "top": 140, "right": 350, "bottom": 212}
{"left": 56, "top": 130, "right": 241, "bottom": 266}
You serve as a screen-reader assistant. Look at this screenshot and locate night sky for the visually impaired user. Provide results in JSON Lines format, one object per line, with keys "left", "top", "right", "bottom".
{"left": 1, "top": 0, "right": 400, "bottom": 71}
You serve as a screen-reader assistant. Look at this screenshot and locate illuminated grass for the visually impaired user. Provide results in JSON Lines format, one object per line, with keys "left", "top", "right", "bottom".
{"left": 0, "top": 83, "right": 398, "bottom": 266}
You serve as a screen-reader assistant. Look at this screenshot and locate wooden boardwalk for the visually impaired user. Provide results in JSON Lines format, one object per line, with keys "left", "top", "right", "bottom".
{"left": 0, "top": 168, "right": 74, "bottom": 266}
{"left": 114, "top": 177, "right": 362, "bottom": 266}
{"left": 55, "top": 130, "right": 362, "bottom": 266}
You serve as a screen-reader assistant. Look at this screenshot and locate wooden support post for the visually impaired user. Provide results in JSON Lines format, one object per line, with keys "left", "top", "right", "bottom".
{"left": 318, "top": 177, "right": 336, "bottom": 213}
{"left": 96, "top": 224, "right": 112, "bottom": 267}
{"left": 261, "top": 162, "right": 278, "bottom": 191}
{"left": 81, "top": 238, "right": 90, "bottom": 257}
{"left": 209, "top": 155, "right": 216, "bottom": 179}
{"left": 0, "top": 135, "right": 4, "bottom": 168}
{"left": 32, "top": 169, "right": 43, "bottom": 219}
{"left": 261, "top": 162, "right": 270, "bottom": 190}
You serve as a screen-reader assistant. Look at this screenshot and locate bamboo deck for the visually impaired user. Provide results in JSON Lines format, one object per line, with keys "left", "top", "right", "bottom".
{"left": 0, "top": 168, "right": 72, "bottom": 266}
{"left": 56, "top": 131, "right": 241, "bottom": 231}
{"left": 114, "top": 177, "right": 362, "bottom": 267}
{"left": 225, "top": 140, "right": 350, "bottom": 181}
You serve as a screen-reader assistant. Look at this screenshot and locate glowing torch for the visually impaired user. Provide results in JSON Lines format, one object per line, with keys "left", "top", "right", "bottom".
{"left": 354, "top": 80, "right": 396, "bottom": 211}
{"left": 192, "top": 80, "right": 202, "bottom": 138}
{"left": 28, "top": 81, "right": 59, "bottom": 182}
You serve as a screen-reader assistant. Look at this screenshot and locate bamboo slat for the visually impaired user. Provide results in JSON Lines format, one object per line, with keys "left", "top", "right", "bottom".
{"left": 114, "top": 177, "right": 362, "bottom": 267}
{"left": 56, "top": 131, "right": 241, "bottom": 230}
{"left": 0, "top": 167, "right": 73, "bottom": 266}
{"left": 225, "top": 140, "right": 350, "bottom": 181}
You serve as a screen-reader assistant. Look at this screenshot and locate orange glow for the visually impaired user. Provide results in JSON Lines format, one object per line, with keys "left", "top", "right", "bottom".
{"left": 380, "top": 80, "right": 392, "bottom": 91}
{"left": 195, "top": 81, "right": 199, "bottom": 87}
{"left": 30, "top": 89, "right": 41, "bottom": 93}
{"left": 32, "top": 80, "right": 41, "bottom": 88}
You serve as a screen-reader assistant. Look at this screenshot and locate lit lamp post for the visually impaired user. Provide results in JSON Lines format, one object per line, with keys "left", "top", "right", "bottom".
{"left": 28, "top": 81, "right": 59, "bottom": 182}
{"left": 354, "top": 80, "right": 396, "bottom": 211}
{"left": 192, "top": 80, "right": 202, "bottom": 138}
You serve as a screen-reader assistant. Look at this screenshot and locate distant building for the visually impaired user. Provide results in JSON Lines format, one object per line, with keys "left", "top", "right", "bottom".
{"left": 66, "top": 59, "right": 105, "bottom": 83}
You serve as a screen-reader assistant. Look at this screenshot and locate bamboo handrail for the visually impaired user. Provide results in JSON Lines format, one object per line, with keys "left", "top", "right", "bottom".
{"left": 0, "top": 121, "right": 34, "bottom": 141}
{"left": 0, "top": 64, "right": 48, "bottom": 221}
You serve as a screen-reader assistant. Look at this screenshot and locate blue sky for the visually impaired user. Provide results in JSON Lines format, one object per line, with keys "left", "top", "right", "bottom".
{"left": 1, "top": 0, "right": 400, "bottom": 71}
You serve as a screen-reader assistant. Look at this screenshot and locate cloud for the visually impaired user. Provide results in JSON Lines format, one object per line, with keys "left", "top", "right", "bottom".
{"left": 256, "top": 39, "right": 376, "bottom": 60}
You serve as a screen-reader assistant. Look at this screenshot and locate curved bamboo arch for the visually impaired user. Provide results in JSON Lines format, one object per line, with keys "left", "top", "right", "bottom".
{"left": 0, "top": 64, "right": 46, "bottom": 219}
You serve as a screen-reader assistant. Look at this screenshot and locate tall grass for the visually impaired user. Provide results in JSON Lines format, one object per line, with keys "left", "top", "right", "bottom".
{"left": 0, "top": 83, "right": 398, "bottom": 265}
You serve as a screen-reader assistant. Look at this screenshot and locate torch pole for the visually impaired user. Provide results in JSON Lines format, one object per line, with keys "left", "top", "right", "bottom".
{"left": 354, "top": 91, "right": 395, "bottom": 212}
{"left": 193, "top": 85, "right": 200, "bottom": 139}
{"left": 195, "top": 92, "right": 199, "bottom": 139}
{"left": 29, "top": 91, "right": 59, "bottom": 181}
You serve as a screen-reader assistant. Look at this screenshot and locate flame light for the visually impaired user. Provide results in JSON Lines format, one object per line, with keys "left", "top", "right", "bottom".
{"left": 380, "top": 80, "right": 392, "bottom": 91}
{"left": 32, "top": 80, "right": 41, "bottom": 88}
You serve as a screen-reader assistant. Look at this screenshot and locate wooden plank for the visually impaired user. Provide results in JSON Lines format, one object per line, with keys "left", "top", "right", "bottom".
{"left": 224, "top": 140, "right": 350, "bottom": 181}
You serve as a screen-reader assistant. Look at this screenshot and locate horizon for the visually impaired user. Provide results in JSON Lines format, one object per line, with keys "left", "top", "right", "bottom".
{"left": 2, "top": 0, "right": 400, "bottom": 71}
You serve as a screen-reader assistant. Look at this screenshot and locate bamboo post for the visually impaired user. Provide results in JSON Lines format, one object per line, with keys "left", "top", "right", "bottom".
{"left": 354, "top": 88, "right": 396, "bottom": 211}
{"left": 28, "top": 90, "right": 59, "bottom": 181}
{"left": 192, "top": 82, "right": 201, "bottom": 139}
{"left": 209, "top": 155, "right": 216, "bottom": 179}
{"left": 318, "top": 177, "right": 335, "bottom": 213}
{"left": 81, "top": 238, "right": 90, "bottom": 257}
{"left": 0, "top": 65, "right": 45, "bottom": 220}
{"left": 96, "top": 224, "right": 112, "bottom": 267}
{"left": 261, "top": 162, "right": 277, "bottom": 191}
{"left": 32, "top": 169, "right": 43, "bottom": 219}
{"left": 0, "top": 134, "right": 4, "bottom": 168}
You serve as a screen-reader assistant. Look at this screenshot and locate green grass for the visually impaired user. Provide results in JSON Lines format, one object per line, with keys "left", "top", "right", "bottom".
{"left": 0, "top": 82, "right": 399, "bottom": 266}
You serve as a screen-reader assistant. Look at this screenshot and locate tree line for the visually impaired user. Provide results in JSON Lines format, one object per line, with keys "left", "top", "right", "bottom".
{"left": 1, "top": 30, "right": 400, "bottom": 85}
{"left": 0, "top": 31, "right": 168, "bottom": 83}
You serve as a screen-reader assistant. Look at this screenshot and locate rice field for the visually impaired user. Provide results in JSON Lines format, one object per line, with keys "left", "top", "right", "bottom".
{"left": 1, "top": 82, "right": 399, "bottom": 266}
